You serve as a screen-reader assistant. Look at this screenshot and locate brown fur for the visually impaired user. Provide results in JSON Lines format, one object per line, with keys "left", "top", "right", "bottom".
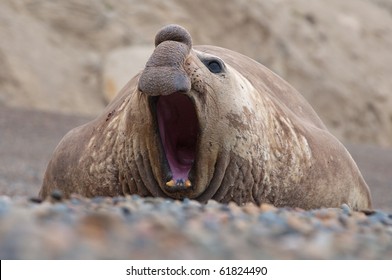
{"left": 40, "top": 25, "right": 372, "bottom": 210}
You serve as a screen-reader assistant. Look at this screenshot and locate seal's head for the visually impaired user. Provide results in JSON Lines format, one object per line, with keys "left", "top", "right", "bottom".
{"left": 40, "top": 24, "right": 372, "bottom": 210}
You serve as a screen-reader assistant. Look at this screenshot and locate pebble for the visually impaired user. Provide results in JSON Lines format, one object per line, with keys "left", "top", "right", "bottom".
{"left": 0, "top": 195, "right": 391, "bottom": 259}
{"left": 0, "top": 197, "right": 11, "bottom": 216}
{"left": 243, "top": 203, "right": 259, "bottom": 216}
{"left": 50, "top": 189, "right": 63, "bottom": 202}
{"left": 29, "top": 197, "right": 43, "bottom": 204}
{"left": 259, "top": 203, "right": 277, "bottom": 213}
{"left": 341, "top": 203, "right": 352, "bottom": 215}
{"left": 369, "top": 211, "right": 392, "bottom": 225}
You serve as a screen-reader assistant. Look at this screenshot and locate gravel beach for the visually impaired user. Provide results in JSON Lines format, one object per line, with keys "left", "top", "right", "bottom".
{"left": 1, "top": 195, "right": 391, "bottom": 259}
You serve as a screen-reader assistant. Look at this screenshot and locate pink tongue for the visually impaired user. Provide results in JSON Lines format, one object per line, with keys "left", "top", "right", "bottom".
{"left": 157, "top": 93, "right": 197, "bottom": 181}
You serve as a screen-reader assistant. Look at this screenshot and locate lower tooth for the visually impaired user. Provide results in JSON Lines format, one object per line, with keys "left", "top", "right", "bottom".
{"left": 165, "top": 180, "right": 176, "bottom": 187}
{"left": 185, "top": 179, "right": 192, "bottom": 187}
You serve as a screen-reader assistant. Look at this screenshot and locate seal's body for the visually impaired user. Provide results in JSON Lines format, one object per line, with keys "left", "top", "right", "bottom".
{"left": 40, "top": 25, "right": 372, "bottom": 210}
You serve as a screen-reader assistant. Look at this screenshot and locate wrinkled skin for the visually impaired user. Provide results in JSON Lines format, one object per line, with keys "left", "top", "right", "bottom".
{"left": 40, "top": 25, "right": 372, "bottom": 210}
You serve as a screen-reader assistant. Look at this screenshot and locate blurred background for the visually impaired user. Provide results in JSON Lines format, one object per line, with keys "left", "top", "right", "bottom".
{"left": 0, "top": 0, "right": 391, "bottom": 209}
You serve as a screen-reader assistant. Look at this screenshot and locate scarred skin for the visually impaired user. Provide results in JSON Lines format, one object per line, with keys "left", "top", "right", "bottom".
{"left": 40, "top": 24, "right": 372, "bottom": 210}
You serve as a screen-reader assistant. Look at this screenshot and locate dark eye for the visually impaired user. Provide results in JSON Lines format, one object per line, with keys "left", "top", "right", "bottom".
{"left": 206, "top": 60, "right": 223, "bottom": 74}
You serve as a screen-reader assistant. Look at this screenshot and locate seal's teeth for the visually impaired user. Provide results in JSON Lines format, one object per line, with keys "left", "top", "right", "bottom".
{"left": 185, "top": 179, "right": 192, "bottom": 188}
{"left": 166, "top": 179, "right": 191, "bottom": 188}
{"left": 166, "top": 179, "right": 176, "bottom": 187}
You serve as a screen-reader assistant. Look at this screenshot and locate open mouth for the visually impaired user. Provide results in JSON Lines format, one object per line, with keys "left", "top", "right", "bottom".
{"left": 151, "top": 93, "right": 199, "bottom": 190}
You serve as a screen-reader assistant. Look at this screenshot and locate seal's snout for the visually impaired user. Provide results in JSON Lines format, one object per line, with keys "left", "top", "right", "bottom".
{"left": 138, "top": 24, "right": 192, "bottom": 97}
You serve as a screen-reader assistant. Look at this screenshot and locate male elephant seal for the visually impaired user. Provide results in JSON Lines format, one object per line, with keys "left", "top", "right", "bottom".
{"left": 40, "top": 24, "right": 372, "bottom": 210}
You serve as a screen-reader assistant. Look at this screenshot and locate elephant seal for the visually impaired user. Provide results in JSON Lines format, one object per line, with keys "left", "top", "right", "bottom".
{"left": 40, "top": 24, "right": 372, "bottom": 210}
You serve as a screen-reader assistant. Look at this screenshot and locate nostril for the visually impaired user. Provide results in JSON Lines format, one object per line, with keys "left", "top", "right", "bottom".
{"left": 174, "top": 73, "right": 191, "bottom": 93}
